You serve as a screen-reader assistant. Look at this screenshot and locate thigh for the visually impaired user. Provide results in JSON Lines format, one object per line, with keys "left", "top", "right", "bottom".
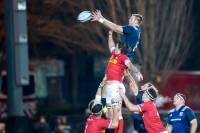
{"left": 109, "top": 83, "right": 125, "bottom": 102}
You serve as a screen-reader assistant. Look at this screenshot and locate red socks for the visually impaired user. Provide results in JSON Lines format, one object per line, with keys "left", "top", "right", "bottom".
{"left": 110, "top": 118, "right": 124, "bottom": 133}
{"left": 117, "top": 119, "right": 124, "bottom": 133}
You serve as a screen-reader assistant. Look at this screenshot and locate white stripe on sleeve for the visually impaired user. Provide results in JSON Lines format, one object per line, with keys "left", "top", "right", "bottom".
{"left": 125, "top": 59, "right": 130, "bottom": 66}
{"left": 110, "top": 47, "right": 115, "bottom": 53}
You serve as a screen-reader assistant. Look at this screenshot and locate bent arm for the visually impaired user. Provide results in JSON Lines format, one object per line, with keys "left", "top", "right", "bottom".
{"left": 126, "top": 62, "right": 143, "bottom": 81}
{"left": 124, "top": 69, "right": 139, "bottom": 95}
{"left": 126, "top": 62, "right": 139, "bottom": 73}
{"left": 190, "top": 119, "right": 197, "bottom": 133}
{"left": 120, "top": 91, "right": 140, "bottom": 112}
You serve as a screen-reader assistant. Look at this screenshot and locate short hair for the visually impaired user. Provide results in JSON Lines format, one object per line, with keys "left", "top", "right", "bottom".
{"left": 175, "top": 93, "right": 186, "bottom": 102}
{"left": 117, "top": 42, "right": 131, "bottom": 55}
{"left": 132, "top": 14, "right": 143, "bottom": 25}
{"left": 88, "top": 100, "right": 103, "bottom": 115}
{"left": 145, "top": 85, "right": 158, "bottom": 100}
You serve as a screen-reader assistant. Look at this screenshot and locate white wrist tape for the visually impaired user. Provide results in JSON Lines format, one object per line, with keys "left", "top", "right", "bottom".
{"left": 99, "top": 18, "right": 105, "bottom": 23}
{"left": 95, "top": 95, "right": 101, "bottom": 102}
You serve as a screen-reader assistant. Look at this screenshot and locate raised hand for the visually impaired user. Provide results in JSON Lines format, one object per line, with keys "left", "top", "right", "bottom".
{"left": 91, "top": 10, "right": 103, "bottom": 21}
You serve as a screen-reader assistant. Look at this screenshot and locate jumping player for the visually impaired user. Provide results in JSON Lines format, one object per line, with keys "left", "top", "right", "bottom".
{"left": 84, "top": 100, "right": 120, "bottom": 133}
{"left": 91, "top": 10, "right": 143, "bottom": 61}
{"left": 120, "top": 84, "right": 167, "bottom": 133}
{"left": 92, "top": 10, "right": 144, "bottom": 121}
{"left": 96, "top": 30, "right": 143, "bottom": 133}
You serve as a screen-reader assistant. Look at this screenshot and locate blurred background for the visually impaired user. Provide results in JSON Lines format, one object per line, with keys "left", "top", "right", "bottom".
{"left": 0, "top": 0, "right": 200, "bottom": 132}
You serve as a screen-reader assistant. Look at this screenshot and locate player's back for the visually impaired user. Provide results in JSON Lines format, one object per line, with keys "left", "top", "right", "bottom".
{"left": 84, "top": 115, "right": 111, "bottom": 133}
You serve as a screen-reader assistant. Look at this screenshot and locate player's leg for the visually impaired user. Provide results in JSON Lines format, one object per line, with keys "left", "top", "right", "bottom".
{"left": 109, "top": 83, "right": 125, "bottom": 133}
{"left": 105, "top": 84, "right": 114, "bottom": 133}
{"left": 111, "top": 95, "right": 123, "bottom": 133}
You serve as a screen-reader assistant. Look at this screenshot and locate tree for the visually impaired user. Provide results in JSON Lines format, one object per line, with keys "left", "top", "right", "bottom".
{"left": 0, "top": 0, "right": 194, "bottom": 110}
{"left": 134, "top": 0, "right": 194, "bottom": 86}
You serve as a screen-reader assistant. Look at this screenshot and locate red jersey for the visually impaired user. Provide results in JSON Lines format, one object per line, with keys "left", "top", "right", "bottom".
{"left": 84, "top": 115, "right": 112, "bottom": 133}
{"left": 137, "top": 101, "right": 166, "bottom": 133}
{"left": 106, "top": 49, "right": 130, "bottom": 82}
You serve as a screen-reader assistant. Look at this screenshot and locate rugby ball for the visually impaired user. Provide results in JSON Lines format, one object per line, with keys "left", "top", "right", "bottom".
{"left": 77, "top": 11, "right": 92, "bottom": 23}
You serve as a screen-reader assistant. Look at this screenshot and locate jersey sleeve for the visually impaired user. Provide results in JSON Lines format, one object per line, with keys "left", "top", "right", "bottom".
{"left": 121, "top": 55, "right": 130, "bottom": 66}
{"left": 98, "top": 119, "right": 112, "bottom": 128}
{"left": 122, "top": 25, "right": 134, "bottom": 33}
{"left": 185, "top": 108, "right": 196, "bottom": 122}
{"left": 110, "top": 47, "right": 115, "bottom": 53}
{"left": 167, "top": 112, "right": 172, "bottom": 125}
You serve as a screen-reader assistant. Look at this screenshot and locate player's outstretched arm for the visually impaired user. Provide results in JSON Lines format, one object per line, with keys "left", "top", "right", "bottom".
{"left": 119, "top": 90, "right": 140, "bottom": 112}
{"left": 91, "top": 10, "right": 123, "bottom": 34}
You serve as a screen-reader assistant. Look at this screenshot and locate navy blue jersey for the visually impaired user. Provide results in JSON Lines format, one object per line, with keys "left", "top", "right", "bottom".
{"left": 122, "top": 25, "right": 141, "bottom": 61}
{"left": 168, "top": 105, "right": 196, "bottom": 133}
{"left": 133, "top": 91, "right": 144, "bottom": 119}
{"left": 134, "top": 91, "right": 144, "bottom": 105}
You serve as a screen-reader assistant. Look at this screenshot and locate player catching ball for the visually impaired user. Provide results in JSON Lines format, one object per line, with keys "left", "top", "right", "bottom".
{"left": 92, "top": 10, "right": 144, "bottom": 133}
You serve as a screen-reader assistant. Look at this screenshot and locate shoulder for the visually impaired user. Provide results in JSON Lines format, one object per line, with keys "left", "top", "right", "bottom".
{"left": 119, "top": 53, "right": 129, "bottom": 59}
{"left": 182, "top": 106, "right": 195, "bottom": 115}
{"left": 168, "top": 108, "right": 175, "bottom": 114}
{"left": 181, "top": 106, "right": 191, "bottom": 111}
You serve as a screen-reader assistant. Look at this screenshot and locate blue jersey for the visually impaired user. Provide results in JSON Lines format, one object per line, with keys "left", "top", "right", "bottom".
{"left": 168, "top": 105, "right": 196, "bottom": 133}
{"left": 122, "top": 25, "right": 141, "bottom": 61}
{"left": 133, "top": 91, "right": 144, "bottom": 119}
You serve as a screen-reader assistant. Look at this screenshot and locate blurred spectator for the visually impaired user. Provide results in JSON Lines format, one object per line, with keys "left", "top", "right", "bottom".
{"left": 34, "top": 116, "right": 51, "bottom": 133}
{"left": 0, "top": 123, "right": 5, "bottom": 133}
{"left": 55, "top": 116, "right": 72, "bottom": 133}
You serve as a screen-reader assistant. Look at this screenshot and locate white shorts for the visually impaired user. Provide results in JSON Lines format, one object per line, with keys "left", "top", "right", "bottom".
{"left": 106, "top": 82, "right": 125, "bottom": 104}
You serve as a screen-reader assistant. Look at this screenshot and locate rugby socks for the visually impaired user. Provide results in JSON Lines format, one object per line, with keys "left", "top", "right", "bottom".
{"left": 117, "top": 117, "right": 124, "bottom": 133}
{"left": 110, "top": 129, "right": 116, "bottom": 133}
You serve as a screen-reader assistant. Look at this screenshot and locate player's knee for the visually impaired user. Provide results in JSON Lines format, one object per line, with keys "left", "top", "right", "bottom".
{"left": 112, "top": 101, "right": 122, "bottom": 107}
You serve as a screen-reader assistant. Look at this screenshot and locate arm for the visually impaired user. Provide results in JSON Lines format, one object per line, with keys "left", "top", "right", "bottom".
{"left": 108, "top": 31, "right": 115, "bottom": 49}
{"left": 166, "top": 124, "right": 173, "bottom": 133}
{"left": 185, "top": 108, "right": 198, "bottom": 133}
{"left": 95, "top": 76, "right": 107, "bottom": 101}
{"left": 91, "top": 10, "right": 123, "bottom": 34}
{"left": 126, "top": 62, "right": 143, "bottom": 81}
{"left": 119, "top": 90, "right": 140, "bottom": 112}
{"left": 110, "top": 105, "right": 120, "bottom": 128}
{"left": 190, "top": 119, "right": 197, "bottom": 133}
{"left": 124, "top": 69, "right": 139, "bottom": 95}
